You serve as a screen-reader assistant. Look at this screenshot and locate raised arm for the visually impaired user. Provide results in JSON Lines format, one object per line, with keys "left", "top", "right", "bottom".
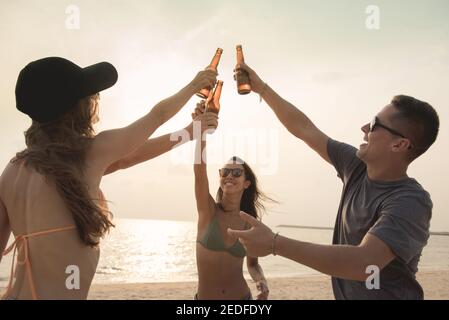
{"left": 193, "top": 102, "right": 218, "bottom": 224}
{"left": 104, "top": 109, "right": 219, "bottom": 175}
{"left": 103, "top": 131, "right": 188, "bottom": 175}
{"left": 91, "top": 69, "right": 217, "bottom": 172}
{"left": 236, "top": 63, "right": 331, "bottom": 164}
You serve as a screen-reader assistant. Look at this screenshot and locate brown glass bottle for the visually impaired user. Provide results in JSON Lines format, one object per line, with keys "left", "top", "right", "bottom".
{"left": 235, "top": 45, "right": 251, "bottom": 95}
{"left": 196, "top": 48, "right": 223, "bottom": 99}
{"left": 206, "top": 80, "right": 223, "bottom": 114}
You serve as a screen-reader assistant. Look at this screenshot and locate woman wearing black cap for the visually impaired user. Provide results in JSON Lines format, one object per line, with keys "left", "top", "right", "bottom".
{"left": 0, "top": 57, "right": 218, "bottom": 299}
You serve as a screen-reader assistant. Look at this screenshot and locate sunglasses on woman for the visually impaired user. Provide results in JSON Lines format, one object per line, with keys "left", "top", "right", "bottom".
{"left": 219, "top": 168, "right": 243, "bottom": 178}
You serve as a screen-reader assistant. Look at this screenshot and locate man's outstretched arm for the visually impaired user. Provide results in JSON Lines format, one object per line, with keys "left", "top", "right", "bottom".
{"left": 274, "top": 232, "right": 395, "bottom": 281}
{"left": 228, "top": 212, "right": 396, "bottom": 282}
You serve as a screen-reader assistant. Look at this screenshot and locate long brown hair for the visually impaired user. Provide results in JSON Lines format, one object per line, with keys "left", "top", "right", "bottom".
{"left": 216, "top": 156, "right": 277, "bottom": 220}
{"left": 12, "top": 94, "right": 114, "bottom": 246}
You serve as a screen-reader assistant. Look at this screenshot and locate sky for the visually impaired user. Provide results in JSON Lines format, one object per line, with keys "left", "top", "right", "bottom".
{"left": 0, "top": 0, "right": 448, "bottom": 231}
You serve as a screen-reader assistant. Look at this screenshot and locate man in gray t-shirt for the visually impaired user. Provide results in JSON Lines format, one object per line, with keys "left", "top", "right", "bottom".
{"left": 227, "top": 62, "right": 440, "bottom": 300}
{"left": 328, "top": 138, "right": 432, "bottom": 299}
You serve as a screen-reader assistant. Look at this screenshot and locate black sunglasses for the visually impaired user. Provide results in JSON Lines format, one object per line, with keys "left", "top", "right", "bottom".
{"left": 219, "top": 168, "right": 243, "bottom": 178}
{"left": 369, "top": 117, "right": 413, "bottom": 149}
{"left": 370, "top": 117, "right": 407, "bottom": 138}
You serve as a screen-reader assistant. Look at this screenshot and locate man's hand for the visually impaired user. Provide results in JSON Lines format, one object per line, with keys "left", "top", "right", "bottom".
{"left": 227, "top": 211, "right": 275, "bottom": 257}
{"left": 234, "top": 62, "right": 265, "bottom": 94}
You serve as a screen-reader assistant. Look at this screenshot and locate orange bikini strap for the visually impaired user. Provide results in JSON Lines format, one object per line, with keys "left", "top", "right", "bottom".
{"left": 2, "top": 225, "right": 77, "bottom": 300}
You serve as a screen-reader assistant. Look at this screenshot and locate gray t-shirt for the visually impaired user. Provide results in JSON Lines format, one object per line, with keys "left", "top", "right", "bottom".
{"left": 327, "top": 139, "right": 432, "bottom": 300}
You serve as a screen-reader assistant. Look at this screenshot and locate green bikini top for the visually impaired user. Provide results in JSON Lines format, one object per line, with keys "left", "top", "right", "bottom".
{"left": 197, "top": 214, "right": 247, "bottom": 258}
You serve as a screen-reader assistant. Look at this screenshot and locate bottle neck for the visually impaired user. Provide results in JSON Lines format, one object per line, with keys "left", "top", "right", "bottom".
{"left": 214, "top": 82, "right": 223, "bottom": 100}
{"left": 209, "top": 53, "right": 222, "bottom": 69}
{"left": 236, "top": 50, "right": 244, "bottom": 64}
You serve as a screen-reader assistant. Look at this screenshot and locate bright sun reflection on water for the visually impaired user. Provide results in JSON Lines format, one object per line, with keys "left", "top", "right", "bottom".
{"left": 1, "top": 218, "right": 448, "bottom": 287}
{"left": 96, "top": 219, "right": 197, "bottom": 284}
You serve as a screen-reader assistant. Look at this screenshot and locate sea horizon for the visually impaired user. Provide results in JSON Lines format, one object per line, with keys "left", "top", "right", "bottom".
{"left": 109, "top": 216, "right": 449, "bottom": 236}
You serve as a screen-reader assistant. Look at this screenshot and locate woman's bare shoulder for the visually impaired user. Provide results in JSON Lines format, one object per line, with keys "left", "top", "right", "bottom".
{"left": 84, "top": 135, "right": 111, "bottom": 175}
{"left": 1, "top": 158, "right": 22, "bottom": 177}
{"left": 0, "top": 159, "right": 21, "bottom": 194}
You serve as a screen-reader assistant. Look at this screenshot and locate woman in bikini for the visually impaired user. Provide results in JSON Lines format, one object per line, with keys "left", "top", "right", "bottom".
{"left": 192, "top": 100, "right": 273, "bottom": 300}
{"left": 0, "top": 57, "right": 217, "bottom": 299}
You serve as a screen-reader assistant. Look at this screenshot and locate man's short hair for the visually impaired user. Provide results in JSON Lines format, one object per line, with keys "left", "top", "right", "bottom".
{"left": 391, "top": 95, "right": 439, "bottom": 161}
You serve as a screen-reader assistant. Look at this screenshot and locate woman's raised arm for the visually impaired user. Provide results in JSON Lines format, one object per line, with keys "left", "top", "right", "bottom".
{"left": 91, "top": 69, "right": 217, "bottom": 172}
{"left": 193, "top": 102, "right": 218, "bottom": 223}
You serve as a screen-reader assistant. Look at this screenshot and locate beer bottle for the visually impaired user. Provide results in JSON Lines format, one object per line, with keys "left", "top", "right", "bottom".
{"left": 206, "top": 80, "right": 223, "bottom": 114}
{"left": 196, "top": 48, "right": 223, "bottom": 99}
{"left": 235, "top": 45, "right": 251, "bottom": 95}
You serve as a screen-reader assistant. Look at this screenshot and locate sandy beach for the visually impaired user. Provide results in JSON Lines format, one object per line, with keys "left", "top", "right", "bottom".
{"left": 1, "top": 269, "right": 447, "bottom": 300}
{"left": 86, "top": 269, "right": 449, "bottom": 300}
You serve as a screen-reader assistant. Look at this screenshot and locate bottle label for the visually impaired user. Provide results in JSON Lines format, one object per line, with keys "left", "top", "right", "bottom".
{"left": 206, "top": 102, "right": 219, "bottom": 114}
{"left": 236, "top": 69, "right": 250, "bottom": 85}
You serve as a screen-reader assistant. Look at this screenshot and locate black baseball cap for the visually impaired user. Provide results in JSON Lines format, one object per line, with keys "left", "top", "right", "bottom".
{"left": 15, "top": 57, "right": 118, "bottom": 123}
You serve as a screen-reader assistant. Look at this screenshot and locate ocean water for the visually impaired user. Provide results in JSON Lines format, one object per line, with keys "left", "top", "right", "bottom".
{"left": 1, "top": 218, "right": 449, "bottom": 286}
